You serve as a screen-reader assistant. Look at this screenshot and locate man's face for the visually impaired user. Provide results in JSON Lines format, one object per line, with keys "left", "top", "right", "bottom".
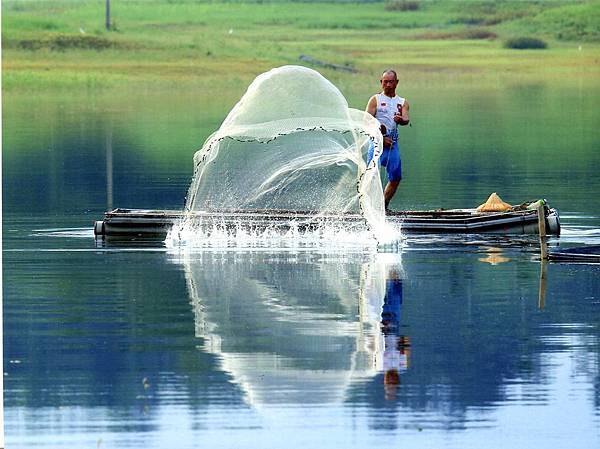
{"left": 380, "top": 73, "right": 398, "bottom": 95}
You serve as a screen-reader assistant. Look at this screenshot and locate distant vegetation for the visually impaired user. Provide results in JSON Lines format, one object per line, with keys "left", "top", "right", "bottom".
{"left": 15, "top": 34, "right": 120, "bottom": 51}
{"left": 504, "top": 37, "right": 548, "bottom": 50}
{"left": 416, "top": 28, "right": 497, "bottom": 40}
{"left": 1, "top": 0, "right": 598, "bottom": 90}
{"left": 385, "top": 0, "right": 421, "bottom": 12}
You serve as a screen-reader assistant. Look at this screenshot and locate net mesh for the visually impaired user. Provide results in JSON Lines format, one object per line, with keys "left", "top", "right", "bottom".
{"left": 184, "top": 65, "right": 385, "bottom": 233}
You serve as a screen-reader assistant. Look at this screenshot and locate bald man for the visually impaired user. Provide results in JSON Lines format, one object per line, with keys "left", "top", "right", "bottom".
{"left": 366, "top": 69, "right": 410, "bottom": 211}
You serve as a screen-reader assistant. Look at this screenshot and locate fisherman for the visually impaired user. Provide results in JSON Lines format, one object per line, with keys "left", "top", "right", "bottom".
{"left": 366, "top": 69, "right": 410, "bottom": 211}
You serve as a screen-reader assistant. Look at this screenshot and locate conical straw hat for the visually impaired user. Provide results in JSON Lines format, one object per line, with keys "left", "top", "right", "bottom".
{"left": 476, "top": 193, "right": 512, "bottom": 212}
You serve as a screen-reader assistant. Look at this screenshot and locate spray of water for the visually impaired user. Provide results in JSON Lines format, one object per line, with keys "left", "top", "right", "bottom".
{"left": 165, "top": 218, "right": 395, "bottom": 251}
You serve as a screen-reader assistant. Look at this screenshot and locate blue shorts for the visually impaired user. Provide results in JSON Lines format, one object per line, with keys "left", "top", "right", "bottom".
{"left": 367, "top": 134, "right": 402, "bottom": 182}
{"left": 381, "top": 278, "right": 403, "bottom": 328}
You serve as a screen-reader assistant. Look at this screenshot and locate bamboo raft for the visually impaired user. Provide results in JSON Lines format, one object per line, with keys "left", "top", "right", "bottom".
{"left": 93, "top": 204, "right": 561, "bottom": 239}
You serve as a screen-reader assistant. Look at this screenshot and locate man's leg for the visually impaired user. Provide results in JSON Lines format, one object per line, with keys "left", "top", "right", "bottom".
{"left": 384, "top": 137, "right": 402, "bottom": 210}
{"left": 384, "top": 180, "right": 400, "bottom": 210}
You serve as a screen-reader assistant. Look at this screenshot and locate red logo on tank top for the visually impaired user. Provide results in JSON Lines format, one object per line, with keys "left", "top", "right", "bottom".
{"left": 381, "top": 103, "right": 387, "bottom": 106}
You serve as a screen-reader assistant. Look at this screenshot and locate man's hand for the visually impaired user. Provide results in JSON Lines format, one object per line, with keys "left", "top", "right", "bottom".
{"left": 394, "top": 112, "right": 409, "bottom": 125}
{"left": 383, "top": 136, "right": 393, "bottom": 148}
{"left": 394, "top": 102, "right": 410, "bottom": 126}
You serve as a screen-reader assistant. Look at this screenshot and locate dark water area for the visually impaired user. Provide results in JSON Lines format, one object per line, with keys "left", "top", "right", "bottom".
{"left": 3, "top": 82, "right": 600, "bottom": 448}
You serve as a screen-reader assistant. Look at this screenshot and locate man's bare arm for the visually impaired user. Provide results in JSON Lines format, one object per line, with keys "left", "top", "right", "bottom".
{"left": 366, "top": 95, "right": 377, "bottom": 117}
{"left": 366, "top": 95, "right": 392, "bottom": 147}
{"left": 395, "top": 100, "right": 410, "bottom": 126}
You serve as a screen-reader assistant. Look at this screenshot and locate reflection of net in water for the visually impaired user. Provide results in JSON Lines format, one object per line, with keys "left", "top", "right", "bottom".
{"left": 174, "top": 66, "right": 388, "bottom": 245}
{"left": 182, "top": 253, "right": 388, "bottom": 407}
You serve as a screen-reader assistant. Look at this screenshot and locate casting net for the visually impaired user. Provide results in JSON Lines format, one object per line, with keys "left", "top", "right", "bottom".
{"left": 184, "top": 65, "right": 386, "bottom": 235}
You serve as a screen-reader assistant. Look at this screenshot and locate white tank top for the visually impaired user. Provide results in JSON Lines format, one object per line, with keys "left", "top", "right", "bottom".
{"left": 375, "top": 93, "right": 405, "bottom": 135}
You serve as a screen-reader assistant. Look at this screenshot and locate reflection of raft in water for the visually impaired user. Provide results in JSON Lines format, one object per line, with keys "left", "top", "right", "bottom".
{"left": 548, "top": 245, "right": 600, "bottom": 263}
{"left": 93, "top": 201, "right": 560, "bottom": 239}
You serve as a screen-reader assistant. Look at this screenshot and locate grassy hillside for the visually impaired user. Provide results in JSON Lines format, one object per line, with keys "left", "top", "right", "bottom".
{"left": 2, "top": 0, "right": 599, "bottom": 91}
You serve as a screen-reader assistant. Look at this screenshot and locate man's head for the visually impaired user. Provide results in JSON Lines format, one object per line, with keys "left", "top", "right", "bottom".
{"left": 380, "top": 69, "right": 398, "bottom": 97}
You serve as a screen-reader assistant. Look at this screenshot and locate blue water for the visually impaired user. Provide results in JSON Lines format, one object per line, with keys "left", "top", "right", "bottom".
{"left": 3, "top": 86, "right": 600, "bottom": 448}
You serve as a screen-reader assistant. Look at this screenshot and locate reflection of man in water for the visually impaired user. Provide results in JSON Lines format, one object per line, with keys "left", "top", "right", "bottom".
{"left": 380, "top": 269, "right": 410, "bottom": 400}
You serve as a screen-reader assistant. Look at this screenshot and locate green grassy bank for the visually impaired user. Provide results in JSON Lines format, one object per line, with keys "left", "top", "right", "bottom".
{"left": 2, "top": 0, "right": 599, "bottom": 92}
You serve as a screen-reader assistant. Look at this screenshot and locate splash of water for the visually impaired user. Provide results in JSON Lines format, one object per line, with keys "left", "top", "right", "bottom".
{"left": 165, "top": 217, "right": 401, "bottom": 251}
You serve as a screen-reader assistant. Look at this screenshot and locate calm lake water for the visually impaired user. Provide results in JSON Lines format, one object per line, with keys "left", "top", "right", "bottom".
{"left": 3, "top": 77, "right": 600, "bottom": 448}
